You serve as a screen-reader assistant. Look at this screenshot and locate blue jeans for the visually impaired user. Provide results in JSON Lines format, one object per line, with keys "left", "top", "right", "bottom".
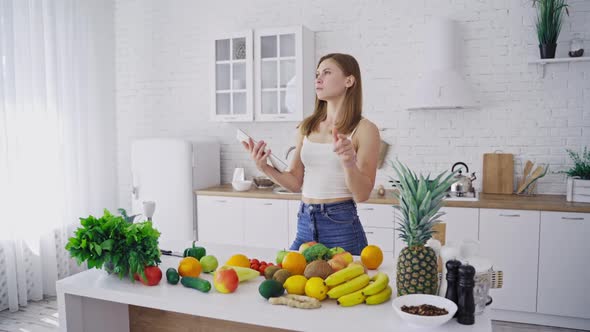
{"left": 289, "top": 200, "right": 368, "bottom": 255}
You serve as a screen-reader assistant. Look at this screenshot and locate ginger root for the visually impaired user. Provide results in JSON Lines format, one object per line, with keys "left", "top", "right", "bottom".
{"left": 268, "top": 295, "right": 321, "bottom": 309}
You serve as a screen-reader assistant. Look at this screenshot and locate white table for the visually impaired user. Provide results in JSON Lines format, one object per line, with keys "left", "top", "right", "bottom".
{"left": 57, "top": 242, "right": 492, "bottom": 332}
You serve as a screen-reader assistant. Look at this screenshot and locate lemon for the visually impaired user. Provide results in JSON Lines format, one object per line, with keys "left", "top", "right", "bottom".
{"left": 283, "top": 275, "right": 308, "bottom": 295}
{"left": 304, "top": 277, "right": 328, "bottom": 301}
{"left": 225, "top": 254, "right": 250, "bottom": 268}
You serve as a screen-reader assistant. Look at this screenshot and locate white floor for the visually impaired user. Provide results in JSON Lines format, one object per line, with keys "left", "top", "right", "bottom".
{"left": 0, "top": 297, "right": 585, "bottom": 332}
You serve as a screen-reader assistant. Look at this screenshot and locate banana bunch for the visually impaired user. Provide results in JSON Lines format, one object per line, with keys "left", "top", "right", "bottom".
{"left": 330, "top": 271, "right": 392, "bottom": 307}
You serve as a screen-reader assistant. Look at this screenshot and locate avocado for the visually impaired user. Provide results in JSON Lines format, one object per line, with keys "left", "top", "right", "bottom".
{"left": 258, "top": 279, "right": 285, "bottom": 299}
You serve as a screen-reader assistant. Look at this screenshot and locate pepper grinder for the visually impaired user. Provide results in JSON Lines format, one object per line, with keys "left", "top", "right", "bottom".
{"left": 457, "top": 264, "right": 476, "bottom": 325}
{"left": 444, "top": 259, "right": 462, "bottom": 316}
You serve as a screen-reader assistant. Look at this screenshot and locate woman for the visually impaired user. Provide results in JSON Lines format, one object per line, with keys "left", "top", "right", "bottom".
{"left": 242, "top": 53, "right": 380, "bottom": 255}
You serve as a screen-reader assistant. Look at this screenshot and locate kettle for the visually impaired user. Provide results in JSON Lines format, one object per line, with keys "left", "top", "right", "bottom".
{"left": 450, "top": 162, "right": 476, "bottom": 196}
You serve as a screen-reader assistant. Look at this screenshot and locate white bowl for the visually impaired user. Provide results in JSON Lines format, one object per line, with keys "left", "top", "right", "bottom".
{"left": 392, "top": 294, "right": 457, "bottom": 328}
{"left": 232, "top": 180, "right": 252, "bottom": 192}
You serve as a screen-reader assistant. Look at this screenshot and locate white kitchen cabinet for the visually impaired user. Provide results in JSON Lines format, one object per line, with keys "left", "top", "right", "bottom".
{"left": 243, "top": 198, "right": 289, "bottom": 249}
{"left": 357, "top": 203, "right": 395, "bottom": 228}
{"left": 393, "top": 207, "right": 478, "bottom": 261}
{"left": 364, "top": 227, "right": 394, "bottom": 253}
{"left": 254, "top": 26, "right": 315, "bottom": 122}
{"left": 210, "top": 30, "right": 254, "bottom": 122}
{"left": 537, "top": 212, "right": 590, "bottom": 319}
{"left": 357, "top": 203, "right": 395, "bottom": 255}
{"left": 197, "top": 196, "right": 244, "bottom": 245}
{"left": 287, "top": 200, "right": 301, "bottom": 249}
{"left": 479, "top": 209, "right": 540, "bottom": 313}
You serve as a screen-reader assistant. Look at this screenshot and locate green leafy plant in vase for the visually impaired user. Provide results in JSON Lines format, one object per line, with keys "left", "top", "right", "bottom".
{"left": 390, "top": 161, "right": 456, "bottom": 295}
{"left": 533, "top": 0, "right": 569, "bottom": 59}
{"left": 65, "top": 209, "right": 161, "bottom": 281}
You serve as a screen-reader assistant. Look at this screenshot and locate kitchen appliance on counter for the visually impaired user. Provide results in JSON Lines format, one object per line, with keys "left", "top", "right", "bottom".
{"left": 448, "top": 162, "right": 477, "bottom": 199}
{"left": 131, "top": 138, "right": 220, "bottom": 244}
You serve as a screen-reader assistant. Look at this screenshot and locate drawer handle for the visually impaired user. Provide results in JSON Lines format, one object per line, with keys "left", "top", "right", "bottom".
{"left": 215, "top": 200, "right": 227, "bottom": 203}
{"left": 364, "top": 231, "right": 374, "bottom": 234}
{"left": 561, "top": 217, "right": 584, "bottom": 221}
{"left": 360, "top": 208, "right": 375, "bottom": 211}
{"left": 499, "top": 214, "right": 520, "bottom": 217}
{"left": 263, "top": 203, "right": 273, "bottom": 206}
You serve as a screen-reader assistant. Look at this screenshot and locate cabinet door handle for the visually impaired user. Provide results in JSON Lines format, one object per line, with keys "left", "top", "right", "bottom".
{"left": 561, "top": 217, "right": 584, "bottom": 221}
{"left": 360, "top": 208, "right": 374, "bottom": 211}
{"left": 263, "top": 203, "right": 273, "bottom": 206}
{"left": 364, "top": 231, "right": 374, "bottom": 234}
{"left": 499, "top": 214, "right": 520, "bottom": 217}
{"left": 215, "top": 200, "right": 227, "bottom": 203}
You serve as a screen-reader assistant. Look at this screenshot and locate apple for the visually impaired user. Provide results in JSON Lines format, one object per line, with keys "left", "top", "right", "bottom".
{"left": 333, "top": 252, "right": 353, "bottom": 265}
{"left": 328, "top": 247, "right": 345, "bottom": 258}
{"left": 213, "top": 267, "right": 239, "bottom": 294}
{"left": 298, "top": 241, "right": 317, "bottom": 253}
{"left": 275, "top": 249, "right": 289, "bottom": 265}
{"left": 327, "top": 257, "right": 347, "bottom": 272}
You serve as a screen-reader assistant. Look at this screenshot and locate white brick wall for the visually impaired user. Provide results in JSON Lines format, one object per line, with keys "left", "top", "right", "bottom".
{"left": 115, "top": 0, "right": 590, "bottom": 210}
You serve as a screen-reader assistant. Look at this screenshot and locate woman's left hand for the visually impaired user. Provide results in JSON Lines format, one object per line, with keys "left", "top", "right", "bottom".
{"left": 333, "top": 129, "right": 357, "bottom": 168}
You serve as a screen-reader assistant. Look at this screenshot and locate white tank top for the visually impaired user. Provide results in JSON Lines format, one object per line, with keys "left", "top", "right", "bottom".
{"left": 300, "top": 125, "right": 360, "bottom": 199}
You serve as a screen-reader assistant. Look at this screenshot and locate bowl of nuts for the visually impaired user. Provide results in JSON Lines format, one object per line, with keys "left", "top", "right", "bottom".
{"left": 392, "top": 294, "right": 457, "bottom": 328}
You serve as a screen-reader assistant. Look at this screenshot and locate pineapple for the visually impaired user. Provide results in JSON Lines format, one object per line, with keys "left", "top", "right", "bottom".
{"left": 391, "top": 161, "right": 456, "bottom": 296}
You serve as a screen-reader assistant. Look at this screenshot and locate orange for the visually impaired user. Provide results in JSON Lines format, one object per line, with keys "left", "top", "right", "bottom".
{"left": 360, "top": 245, "right": 383, "bottom": 270}
{"left": 281, "top": 252, "right": 307, "bottom": 275}
{"left": 225, "top": 254, "right": 250, "bottom": 268}
{"left": 178, "top": 257, "right": 202, "bottom": 277}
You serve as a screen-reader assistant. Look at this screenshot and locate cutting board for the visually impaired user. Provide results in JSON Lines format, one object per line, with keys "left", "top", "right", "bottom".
{"left": 483, "top": 153, "right": 514, "bottom": 194}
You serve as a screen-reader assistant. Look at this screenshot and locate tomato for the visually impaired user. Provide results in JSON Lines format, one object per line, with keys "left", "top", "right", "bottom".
{"left": 260, "top": 261, "right": 267, "bottom": 266}
{"left": 251, "top": 259, "right": 260, "bottom": 265}
{"left": 251, "top": 263, "right": 260, "bottom": 271}
{"left": 137, "top": 266, "right": 162, "bottom": 286}
{"left": 259, "top": 265, "right": 268, "bottom": 275}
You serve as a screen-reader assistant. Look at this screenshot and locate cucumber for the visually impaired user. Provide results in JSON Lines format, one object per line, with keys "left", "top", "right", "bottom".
{"left": 181, "top": 276, "right": 211, "bottom": 293}
{"left": 166, "top": 268, "right": 180, "bottom": 285}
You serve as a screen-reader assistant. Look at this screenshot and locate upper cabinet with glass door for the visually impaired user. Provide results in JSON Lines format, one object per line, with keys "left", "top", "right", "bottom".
{"left": 255, "top": 26, "right": 315, "bottom": 122}
{"left": 211, "top": 31, "right": 253, "bottom": 122}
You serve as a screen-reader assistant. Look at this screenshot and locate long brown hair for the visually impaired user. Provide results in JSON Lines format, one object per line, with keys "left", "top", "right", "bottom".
{"left": 299, "top": 53, "right": 363, "bottom": 137}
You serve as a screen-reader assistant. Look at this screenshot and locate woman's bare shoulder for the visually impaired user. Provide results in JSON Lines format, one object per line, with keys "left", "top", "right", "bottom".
{"left": 357, "top": 118, "right": 379, "bottom": 137}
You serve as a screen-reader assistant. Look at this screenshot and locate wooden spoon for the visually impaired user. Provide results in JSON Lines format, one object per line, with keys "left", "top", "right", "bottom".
{"left": 517, "top": 165, "right": 546, "bottom": 194}
{"left": 519, "top": 160, "right": 534, "bottom": 189}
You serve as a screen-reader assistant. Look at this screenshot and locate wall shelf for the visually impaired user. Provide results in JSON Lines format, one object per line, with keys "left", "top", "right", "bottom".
{"left": 529, "top": 56, "right": 590, "bottom": 78}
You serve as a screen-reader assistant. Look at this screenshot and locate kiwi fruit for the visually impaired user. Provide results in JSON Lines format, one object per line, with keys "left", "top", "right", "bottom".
{"left": 272, "top": 269, "right": 292, "bottom": 285}
{"left": 264, "top": 265, "right": 281, "bottom": 280}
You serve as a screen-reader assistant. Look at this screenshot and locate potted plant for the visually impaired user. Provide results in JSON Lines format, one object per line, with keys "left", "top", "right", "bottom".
{"left": 562, "top": 147, "right": 590, "bottom": 203}
{"left": 390, "top": 161, "right": 456, "bottom": 295}
{"left": 65, "top": 209, "right": 162, "bottom": 282}
{"left": 533, "top": 0, "right": 569, "bottom": 59}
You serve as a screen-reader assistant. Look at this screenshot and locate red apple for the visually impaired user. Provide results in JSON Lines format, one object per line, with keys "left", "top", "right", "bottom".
{"left": 213, "top": 267, "right": 239, "bottom": 294}
{"left": 333, "top": 252, "right": 353, "bottom": 265}
{"left": 328, "top": 257, "right": 348, "bottom": 272}
{"left": 298, "top": 241, "right": 317, "bottom": 253}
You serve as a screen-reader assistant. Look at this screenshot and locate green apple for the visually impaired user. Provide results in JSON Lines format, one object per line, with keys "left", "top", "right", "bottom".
{"left": 200, "top": 255, "right": 219, "bottom": 273}
{"left": 328, "top": 247, "right": 345, "bottom": 258}
{"left": 275, "top": 249, "right": 289, "bottom": 265}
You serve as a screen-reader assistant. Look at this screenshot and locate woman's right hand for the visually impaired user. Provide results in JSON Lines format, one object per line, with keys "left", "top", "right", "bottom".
{"left": 242, "top": 138, "right": 271, "bottom": 172}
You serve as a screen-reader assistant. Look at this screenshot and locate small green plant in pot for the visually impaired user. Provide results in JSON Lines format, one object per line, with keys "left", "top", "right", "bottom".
{"left": 65, "top": 209, "right": 161, "bottom": 281}
{"left": 533, "top": 0, "right": 569, "bottom": 59}
{"left": 561, "top": 147, "right": 590, "bottom": 202}
{"left": 390, "top": 160, "right": 457, "bottom": 296}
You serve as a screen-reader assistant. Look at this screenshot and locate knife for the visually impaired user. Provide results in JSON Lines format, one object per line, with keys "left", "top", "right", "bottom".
{"left": 160, "top": 249, "right": 184, "bottom": 258}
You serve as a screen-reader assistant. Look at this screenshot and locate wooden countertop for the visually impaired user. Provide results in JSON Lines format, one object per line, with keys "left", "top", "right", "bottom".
{"left": 195, "top": 184, "right": 590, "bottom": 213}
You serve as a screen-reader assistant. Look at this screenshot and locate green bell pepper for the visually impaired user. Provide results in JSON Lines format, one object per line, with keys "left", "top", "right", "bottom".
{"left": 183, "top": 241, "right": 206, "bottom": 260}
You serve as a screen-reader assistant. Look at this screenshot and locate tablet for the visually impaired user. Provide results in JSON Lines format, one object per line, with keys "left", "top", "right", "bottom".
{"left": 236, "top": 128, "right": 288, "bottom": 172}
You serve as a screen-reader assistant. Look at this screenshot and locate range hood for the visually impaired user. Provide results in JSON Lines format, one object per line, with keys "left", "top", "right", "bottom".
{"left": 406, "top": 18, "right": 476, "bottom": 110}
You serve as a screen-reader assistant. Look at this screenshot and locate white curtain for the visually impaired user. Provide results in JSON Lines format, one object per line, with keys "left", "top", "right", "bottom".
{"left": 0, "top": 0, "right": 116, "bottom": 312}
